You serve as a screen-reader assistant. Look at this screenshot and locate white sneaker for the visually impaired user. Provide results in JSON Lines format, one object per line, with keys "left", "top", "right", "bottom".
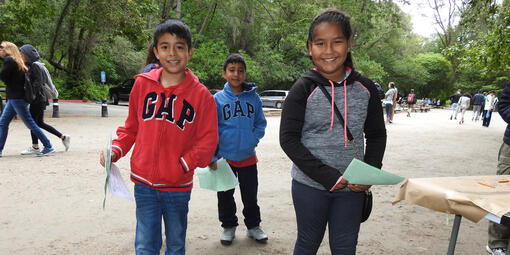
{"left": 62, "top": 135, "right": 71, "bottom": 151}
{"left": 486, "top": 245, "right": 507, "bottom": 255}
{"left": 220, "top": 227, "right": 236, "bottom": 245}
{"left": 21, "top": 146, "right": 40, "bottom": 155}
{"left": 247, "top": 226, "right": 268, "bottom": 243}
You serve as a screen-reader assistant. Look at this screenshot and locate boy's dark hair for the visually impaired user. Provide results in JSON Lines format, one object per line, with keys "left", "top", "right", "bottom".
{"left": 153, "top": 18, "right": 192, "bottom": 49}
{"left": 307, "top": 10, "right": 353, "bottom": 68}
{"left": 223, "top": 53, "right": 246, "bottom": 71}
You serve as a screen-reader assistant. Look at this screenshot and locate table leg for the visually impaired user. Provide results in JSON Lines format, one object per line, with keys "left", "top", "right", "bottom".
{"left": 447, "top": 215, "right": 462, "bottom": 255}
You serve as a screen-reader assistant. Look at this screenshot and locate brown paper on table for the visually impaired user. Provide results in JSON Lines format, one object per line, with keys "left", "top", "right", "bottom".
{"left": 392, "top": 175, "right": 510, "bottom": 222}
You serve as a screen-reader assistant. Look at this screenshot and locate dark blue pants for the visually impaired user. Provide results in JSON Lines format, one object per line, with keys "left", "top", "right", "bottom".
{"left": 217, "top": 163, "right": 261, "bottom": 229}
{"left": 29, "top": 103, "right": 62, "bottom": 145}
{"left": 483, "top": 110, "right": 492, "bottom": 127}
{"left": 292, "top": 180, "right": 364, "bottom": 255}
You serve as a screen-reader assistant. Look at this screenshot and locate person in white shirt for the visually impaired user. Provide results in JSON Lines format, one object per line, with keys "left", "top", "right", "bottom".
{"left": 457, "top": 93, "right": 471, "bottom": 124}
{"left": 483, "top": 90, "right": 496, "bottom": 127}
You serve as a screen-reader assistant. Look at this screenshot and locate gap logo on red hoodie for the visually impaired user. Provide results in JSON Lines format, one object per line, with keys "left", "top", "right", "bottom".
{"left": 142, "top": 92, "right": 195, "bottom": 130}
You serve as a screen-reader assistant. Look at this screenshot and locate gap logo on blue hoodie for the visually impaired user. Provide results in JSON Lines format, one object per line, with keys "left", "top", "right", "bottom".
{"left": 213, "top": 82, "right": 267, "bottom": 161}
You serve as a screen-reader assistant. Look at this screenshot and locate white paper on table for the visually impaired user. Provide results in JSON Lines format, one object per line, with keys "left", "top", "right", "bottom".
{"left": 108, "top": 163, "right": 134, "bottom": 201}
{"left": 485, "top": 213, "right": 501, "bottom": 224}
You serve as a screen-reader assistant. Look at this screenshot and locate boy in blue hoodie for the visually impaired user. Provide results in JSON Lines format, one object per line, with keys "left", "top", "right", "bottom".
{"left": 209, "top": 53, "right": 268, "bottom": 245}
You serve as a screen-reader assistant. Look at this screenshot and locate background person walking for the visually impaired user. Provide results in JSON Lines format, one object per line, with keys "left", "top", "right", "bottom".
{"left": 472, "top": 90, "right": 485, "bottom": 122}
{"left": 457, "top": 93, "right": 471, "bottom": 124}
{"left": 0, "top": 41, "right": 54, "bottom": 157}
{"left": 383, "top": 82, "right": 397, "bottom": 123}
{"left": 483, "top": 90, "right": 496, "bottom": 127}
{"left": 19, "top": 44, "right": 70, "bottom": 154}
{"left": 406, "top": 89, "right": 416, "bottom": 117}
{"left": 449, "top": 89, "right": 462, "bottom": 120}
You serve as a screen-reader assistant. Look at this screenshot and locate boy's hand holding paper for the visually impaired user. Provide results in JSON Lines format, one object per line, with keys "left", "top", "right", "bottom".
{"left": 197, "top": 159, "right": 238, "bottom": 192}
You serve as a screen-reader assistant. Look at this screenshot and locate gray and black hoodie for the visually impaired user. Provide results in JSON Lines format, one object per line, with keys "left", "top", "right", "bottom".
{"left": 279, "top": 68, "right": 387, "bottom": 191}
{"left": 20, "top": 44, "right": 48, "bottom": 105}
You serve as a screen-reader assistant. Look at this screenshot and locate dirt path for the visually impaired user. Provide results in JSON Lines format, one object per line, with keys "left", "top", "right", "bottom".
{"left": 0, "top": 105, "right": 505, "bottom": 254}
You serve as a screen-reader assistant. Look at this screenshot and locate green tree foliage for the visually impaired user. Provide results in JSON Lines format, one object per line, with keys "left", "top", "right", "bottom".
{"left": 0, "top": 0, "right": 507, "bottom": 100}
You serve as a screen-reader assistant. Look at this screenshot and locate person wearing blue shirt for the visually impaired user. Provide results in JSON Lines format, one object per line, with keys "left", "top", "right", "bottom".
{"left": 209, "top": 53, "right": 268, "bottom": 246}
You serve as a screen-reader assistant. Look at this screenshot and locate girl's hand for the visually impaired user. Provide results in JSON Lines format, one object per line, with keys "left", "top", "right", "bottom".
{"left": 99, "top": 150, "right": 119, "bottom": 167}
{"left": 209, "top": 161, "right": 217, "bottom": 170}
{"left": 347, "top": 184, "right": 371, "bottom": 192}
{"left": 333, "top": 178, "right": 349, "bottom": 190}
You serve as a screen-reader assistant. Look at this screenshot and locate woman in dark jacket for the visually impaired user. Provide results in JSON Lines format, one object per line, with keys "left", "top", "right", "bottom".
{"left": 0, "top": 41, "right": 54, "bottom": 157}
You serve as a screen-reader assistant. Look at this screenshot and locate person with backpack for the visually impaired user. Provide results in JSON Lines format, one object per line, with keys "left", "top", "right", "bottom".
{"left": 406, "top": 89, "right": 416, "bottom": 117}
{"left": 0, "top": 41, "right": 55, "bottom": 157}
{"left": 372, "top": 80, "right": 385, "bottom": 100}
{"left": 19, "top": 44, "right": 70, "bottom": 155}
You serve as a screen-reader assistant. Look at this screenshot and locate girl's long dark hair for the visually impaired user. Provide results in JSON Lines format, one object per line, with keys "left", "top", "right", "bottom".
{"left": 307, "top": 10, "right": 354, "bottom": 68}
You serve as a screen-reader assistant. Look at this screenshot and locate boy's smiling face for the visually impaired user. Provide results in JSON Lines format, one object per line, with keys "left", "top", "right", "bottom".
{"left": 222, "top": 62, "right": 246, "bottom": 94}
{"left": 153, "top": 33, "right": 193, "bottom": 85}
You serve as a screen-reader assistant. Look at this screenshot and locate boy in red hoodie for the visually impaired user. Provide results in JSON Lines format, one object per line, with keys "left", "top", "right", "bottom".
{"left": 100, "top": 18, "right": 218, "bottom": 255}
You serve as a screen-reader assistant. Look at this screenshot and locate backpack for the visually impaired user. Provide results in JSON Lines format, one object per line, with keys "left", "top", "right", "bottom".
{"left": 373, "top": 82, "right": 385, "bottom": 99}
{"left": 24, "top": 69, "right": 46, "bottom": 104}
{"left": 407, "top": 93, "right": 415, "bottom": 104}
{"left": 33, "top": 61, "right": 58, "bottom": 99}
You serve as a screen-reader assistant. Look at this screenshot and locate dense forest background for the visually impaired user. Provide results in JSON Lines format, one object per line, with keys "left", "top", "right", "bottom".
{"left": 0, "top": 0, "right": 508, "bottom": 101}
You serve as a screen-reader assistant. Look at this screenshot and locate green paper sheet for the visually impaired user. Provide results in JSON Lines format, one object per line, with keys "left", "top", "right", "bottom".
{"left": 342, "top": 158, "right": 405, "bottom": 185}
{"left": 103, "top": 133, "right": 112, "bottom": 209}
{"left": 196, "top": 159, "right": 238, "bottom": 192}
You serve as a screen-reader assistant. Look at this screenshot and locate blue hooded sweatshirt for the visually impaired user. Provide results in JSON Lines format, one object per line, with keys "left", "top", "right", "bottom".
{"left": 213, "top": 82, "right": 267, "bottom": 161}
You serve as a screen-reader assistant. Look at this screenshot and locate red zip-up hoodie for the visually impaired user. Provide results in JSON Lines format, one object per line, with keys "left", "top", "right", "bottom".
{"left": 112, "top": 68, "right": 218, "bottom": 192}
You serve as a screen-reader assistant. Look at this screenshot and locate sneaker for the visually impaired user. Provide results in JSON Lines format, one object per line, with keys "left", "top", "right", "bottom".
{"left": 21, "top": 146, "right": 40, "bottom": 155}
{"left": 247, "top": 226, "right": 268, "bottom": 243}
{"left": 62, "top": 135, "right": 71, "bottom": 151}
{"left": 486, "top": 245, "right": 507, "bottom": 255}
{"left": 220, "top": 227, "right": 236, "bottom": 245}
{"left": 37, "top": 147, "right": 55, "bottom": 157}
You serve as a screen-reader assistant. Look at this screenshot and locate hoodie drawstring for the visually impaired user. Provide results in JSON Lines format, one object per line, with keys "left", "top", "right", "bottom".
{"left": 343, "top": 79, "right": 347, "bottom": 148}
{"left": 328, "top": 80, "right": 348, "bottom": 148}
{"left": 329, "top": 80, "right": 335, "bottom": 132}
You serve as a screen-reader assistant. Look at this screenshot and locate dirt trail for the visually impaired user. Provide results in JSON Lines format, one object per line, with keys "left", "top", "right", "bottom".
{"left": 0, "top": 105, "right": 505, "bottom": 254}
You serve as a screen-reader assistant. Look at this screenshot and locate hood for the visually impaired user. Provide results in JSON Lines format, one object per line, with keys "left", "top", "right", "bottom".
{"left": 302, "top": 67, "right": 361, "bottom": 87}
{"left": 134, "top": 67, "right": 201, "bottom": 94}
{"left": 19, "top": 44, "right": 40, "bottom": 64}
{"left": 302, "top": 67, "right": 362, "bottom": 147}
{"left": 222, "top": 81, "right": 257, "bottom": 96}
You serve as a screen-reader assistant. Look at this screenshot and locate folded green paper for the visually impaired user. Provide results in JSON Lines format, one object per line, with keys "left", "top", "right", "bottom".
{"left": 342, "top": 158, "right": 405, "bottom": 185}
{"left": 196, "top": 159, "right": 238, "bottom": 192}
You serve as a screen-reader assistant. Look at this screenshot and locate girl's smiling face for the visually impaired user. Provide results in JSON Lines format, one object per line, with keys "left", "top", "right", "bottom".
{"left": 308, "top": 22, "right": 351, "bottom": 82}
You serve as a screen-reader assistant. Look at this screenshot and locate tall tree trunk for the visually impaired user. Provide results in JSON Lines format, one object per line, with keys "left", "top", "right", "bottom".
{"left": 148, "top": 0, "right": 155, "bottom": 28}
{"left": 429, "top": 0, "right": 459, "bottom": 82}
{"left": 161, "top": 0, "right": 174, "bottom": 20}
{"left": 49, "top": 0, "right": 73, "bottom": 71}
{"left": 239, "top": 0, "right": 253, "bottom": 52}
{"left": 193, "top": 1, "right": 217, "bottom": 48}
{"left": 176, "top": 0, "right": 182, "bottom": 19}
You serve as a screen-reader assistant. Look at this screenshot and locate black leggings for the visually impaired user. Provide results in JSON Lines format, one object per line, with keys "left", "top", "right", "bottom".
{"left": 29, "top": 103, "right": 62, "bottom": 145}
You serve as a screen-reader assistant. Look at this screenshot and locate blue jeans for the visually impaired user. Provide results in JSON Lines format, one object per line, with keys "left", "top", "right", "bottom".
{"left": 292, "top": 180, "right": 364, "bottom": 255}
{"left": 0, "top": 99, "right": 52, "bottom": 152}
{"left": 134, "top": 184, "right": 191, "bottom": 255}
{"left": 384, "top": 103, "right": 392, "bottom": 119}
